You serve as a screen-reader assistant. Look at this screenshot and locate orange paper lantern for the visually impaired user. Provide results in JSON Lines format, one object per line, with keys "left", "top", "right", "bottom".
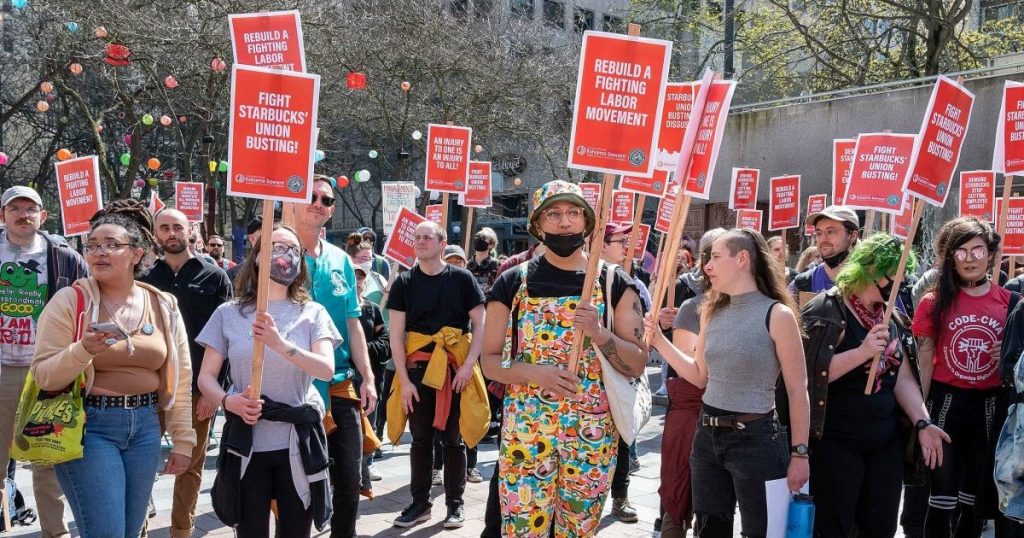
{"left": 147, "top": 157, "right": 160, "bottom": 170}
{"left": 39, "top": 81, "right": 53, "bottom": 93}
{"left": 69, "top": 63, "right": 83, "bottom": 75}
{"left": 56, "top": 149, "right": 72, "bottom": 161}
{"left": 36, "top": 100, "right": 49, "bottom": 112}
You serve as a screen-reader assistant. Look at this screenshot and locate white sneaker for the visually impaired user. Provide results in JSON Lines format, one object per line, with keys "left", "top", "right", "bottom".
{"left": 368, "top": 464, "right": 382, "bottom": 481}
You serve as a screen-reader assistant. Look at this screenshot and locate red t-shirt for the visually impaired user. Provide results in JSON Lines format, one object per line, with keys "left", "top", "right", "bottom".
{"left": 912, "top": 285, "right": 1011, "bottom": 390}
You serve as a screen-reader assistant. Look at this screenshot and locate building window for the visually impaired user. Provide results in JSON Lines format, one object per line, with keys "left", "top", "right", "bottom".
{"left": 510, "top": 0, "right": 534, "bottom": 19}
{"left": 574, "top": 8, "right": 595, "bottom": 32}
{"left": 543, "top": 0, "right": 565, "bottom": 29}
{"left": 603, "top": 14, "right": 623, "bottom": 32}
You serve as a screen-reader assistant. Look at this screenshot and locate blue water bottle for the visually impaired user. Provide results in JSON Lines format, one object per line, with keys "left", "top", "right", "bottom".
{"left": 787, "top": 494, "right": 815, "bottom": 538}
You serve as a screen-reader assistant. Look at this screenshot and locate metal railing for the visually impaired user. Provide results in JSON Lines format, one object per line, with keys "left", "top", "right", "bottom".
{"left": 731, "top": 60, "right": 1024, "bottom": 114}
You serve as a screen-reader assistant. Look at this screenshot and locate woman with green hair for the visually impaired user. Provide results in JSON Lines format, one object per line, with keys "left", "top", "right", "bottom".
{"left": 801, "top": 233, "right": 948, "bottom": 537}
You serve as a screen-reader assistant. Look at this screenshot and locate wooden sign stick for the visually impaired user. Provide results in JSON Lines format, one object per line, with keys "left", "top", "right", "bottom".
{"left": 248, "top": 201, "right": 276, "bottom": 398}
{"left": 440, "top": 120, "right": 456, "bottom": 230}
{"left": 624, "top": 193, "right": 646, "bottom": 274}
{"left": 864, "top": 209, "right": 876, "bottom": 236}
{"left": 463, "top": 206, "right": 475, "bottom": 253}
{"left": 863, "top": 198, "right": 924, "bottom": 394}
{"left": 994, "top": 174, "right": 1013, "bottom": 281}
{"left": 567, "top": 172, "right": 617, "bottom": 373}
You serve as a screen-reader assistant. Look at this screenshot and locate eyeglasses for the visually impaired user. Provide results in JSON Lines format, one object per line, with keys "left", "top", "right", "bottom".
{"left": 270, "top": 242, "right": 302, "bottom": 256}
{"left": 541, "top": 208, "right": 584, "bottom": 223}
{"left": 208, "top": 243, "right": 224, "bottom": 248}
{"left": 811, "top": 228, "right": 847, "bottom": 240}
{"left": 953, "top": 245, "right": 988, "bottom": 262}
{"left": 605, "top": 238, "right": 627, "bottom": 246}
{"left": 84, "top": 242, "right": 132, "bottom": 255}
{"left": 311, "top": 194, "right": 335, "bottom": 207}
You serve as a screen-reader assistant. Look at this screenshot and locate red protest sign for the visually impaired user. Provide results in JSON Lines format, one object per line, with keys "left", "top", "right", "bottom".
{"left": 904, "top": 76, "right": 974, "bottom": 207}
{"left": 149, "top": 190, "right": 165, "bottom": 214}
{"left": 227, "top": 65, "right": 320, "bottom": 203}
{"left": 174, "top": 182, "right": 205, "bottom": 222}
{"left": 580, "top": 182, "right": 602, "bottom": 211}
{"left": 383, "top": 207, "right": 426, "bottom": 269}
{"left": 959, "top": 170, "right": 996, "bottom": 222}
{"left": 996, "top": 197, "right": 1024, "bottom": 255}
{"left": 54, "top": 156, "right": 102, "bottom": 237}
{"left": 568, "top": 31, "right": 673, "bottom": 177}
{"left": 610, "top": 190, "right": 635, "bottom": 223}
{"left": 425, "top": 124, "right": 472, "bottom": 194}
{"left": 654, "top": 187, "right": 678, "bottom": 234}
{"left": 228, "top": 11, "right": 306, "bottom": 72}
{"left": 425, "top": 204, "right": 443, "bottom": 223}
{"left": 844, "top": 133, "right": 917, "bottom": 214}
{"left": 891, "top": 194, "right": 914, "bottom": 240}
{"left": 768, "top": 175, "right": 801, "bottom": 231}
{"left": 729, "top": 168, "right": 759, "bottom": 210}
{"left": 626, "top": 224, "right": 651, "bottom": 259}
{"left": 833, "top": 139, "right": 856, "bottom": 205}
{"left": 993, "top": 81, "right": 1024, "bottom": 175}
{"left": 656, "top": 82, "right": 698, "bottom": 171}
{"left": 736, "top": 209, "right": 762, "bottom": 232}
{"left": 620, "top": 169, "right": 669, "bottom": 198}
{"left": 805, "top": 194, "right": 828, "bottom": 236}
{"left": 459, "top": 161, "right": 492, "bottom": 208}
{"left": 681, "top": 80, "right": 736, "bottom": 200}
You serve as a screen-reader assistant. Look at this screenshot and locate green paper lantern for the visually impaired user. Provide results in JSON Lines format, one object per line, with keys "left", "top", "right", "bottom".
{"left": 142, "top": 114, "right": 154, "bottom": 126}
{"left": 147, "top": 178, "right": 158, "bottom": 186}
{"left": 368, "top": 150, "right": 378, "bottom": 159}
{"left": 120, "top": 153, "right": 131, "bottom": 166}
{"left": 214, "top": 181, "right": 221, "bottom": 189}
{"left": 218, "top": 160, "right": 228, "bottom": 173}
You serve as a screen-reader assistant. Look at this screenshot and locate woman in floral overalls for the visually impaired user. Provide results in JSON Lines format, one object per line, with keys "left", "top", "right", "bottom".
{"left": 481, "top": 181, "right": 648, "bottom": 537}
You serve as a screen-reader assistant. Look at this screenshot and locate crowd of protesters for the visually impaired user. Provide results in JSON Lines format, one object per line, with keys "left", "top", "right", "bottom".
{"left": 3, "top": 177, "right": 1024, "bottom": 538}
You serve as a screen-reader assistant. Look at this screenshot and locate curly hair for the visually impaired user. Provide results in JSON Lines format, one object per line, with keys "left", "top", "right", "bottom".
{"left": 87, "top": 199, "right": 158, "bottom": 277}
{"left": 345, "top": 232, "right": 371, "bottom": 258}
{"left": 835, "top": 233, "right": 918, "bottom": 298}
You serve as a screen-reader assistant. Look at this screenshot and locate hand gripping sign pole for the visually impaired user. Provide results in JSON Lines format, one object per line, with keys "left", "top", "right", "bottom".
{"left": 249, "top": 201, "right": 277, "bottom": 397}
{"left": 862, "top": 198, "right": 923, "bottom": 394}
{"left": 567, "top": 172, "right": 618, "bottom": 374}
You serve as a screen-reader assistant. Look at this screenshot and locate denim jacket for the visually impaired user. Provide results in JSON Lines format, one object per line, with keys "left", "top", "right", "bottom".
{"left": 995, "top": 352, "right": 1024, "bottom": 522}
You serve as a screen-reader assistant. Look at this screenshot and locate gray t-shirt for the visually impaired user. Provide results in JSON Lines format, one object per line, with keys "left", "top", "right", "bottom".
{"left": 0, "top": 232, "right": 48, "bottom": 367}
{"left": 673, "top": 295, "right": 702, "bottom": 335}
{"left": 197, "top": 298, "right": 341, "bottom": 452}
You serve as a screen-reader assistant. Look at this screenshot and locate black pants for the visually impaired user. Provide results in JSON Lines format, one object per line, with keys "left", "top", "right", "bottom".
{"left": 901, "top": 481, "right": 931, "bottom": 538}
{"left": 408, "top": 366, "right": 465, "bottom": 510}
{"left": 327, "top": 397, "right": 363, "bottom": 538}
{"left": 611, "top": 437, "right": 631, "bottom": 499}
{"left": 239, "top": 449, "right": 312, "bottom": 538}
{"left": 810, "top": 432, "right": 903, "bottom": 537}
{"left": 375, "top": 369, "right": 395, "bottom": 439}
{"left": 434, "top": 434, "right": 478, "bottom": 470}
{"left": 925, "top": 382, "right": 999, "bottom": 538}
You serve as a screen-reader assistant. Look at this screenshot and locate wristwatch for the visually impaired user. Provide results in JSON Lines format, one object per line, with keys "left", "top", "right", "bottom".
{"left": 915, "top": 419, "right": 932, "bottom": 431}
{"left": 790, "top": 444, "right": 809, "bottom": 457}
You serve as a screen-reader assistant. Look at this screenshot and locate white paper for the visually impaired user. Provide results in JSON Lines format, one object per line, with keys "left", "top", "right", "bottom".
{"left": 765, "top": 478, "right": 790, "bottom": 538}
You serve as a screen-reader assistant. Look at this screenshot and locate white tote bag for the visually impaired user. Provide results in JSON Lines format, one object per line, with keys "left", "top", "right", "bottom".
{"left": 591, "top": 262, "right": 652, "bottom": 445}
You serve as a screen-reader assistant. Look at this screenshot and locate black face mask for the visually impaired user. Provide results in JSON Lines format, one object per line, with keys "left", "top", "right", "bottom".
{"left": 473, "top": 238, "right": 490, "bottom": 253}
{"left": 542, "top": 232, "right": 586, "bottom": 257}
{"left": 822, "top": 248, "right": 849, "bottom": 269}
{"left": 876, "top": 278, "right": 894, "bottom": 301}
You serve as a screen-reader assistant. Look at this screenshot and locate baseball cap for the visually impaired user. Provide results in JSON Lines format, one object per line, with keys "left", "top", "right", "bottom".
{"left": 443, "top": 245, "right": 467, "bottom": 262}
{"left": 805, "top": 205, "right": 860, "bottom": 230}
{"left": 604, "top": 221, "right": 633, "bottom": 238}
{"left": 1, "top": 186, "right": 42, "bottom": 208}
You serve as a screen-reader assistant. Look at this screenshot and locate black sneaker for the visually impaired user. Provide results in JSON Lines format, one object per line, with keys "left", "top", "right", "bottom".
{"left": 393, "top": 503, "right": 431, "bottom": 528}
{"left": 443, "top": 506, "right": 465, "bottom": 529}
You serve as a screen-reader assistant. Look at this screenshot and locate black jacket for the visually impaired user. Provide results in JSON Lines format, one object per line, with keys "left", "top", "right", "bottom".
{"left": 797, "top": 288, "right": 920, "bottom": 440}
{"left": 38, "top": 231, "right": 89, "bottom": 300}
{"left": 211, "top": 397, "right": 332, "bottom": 531}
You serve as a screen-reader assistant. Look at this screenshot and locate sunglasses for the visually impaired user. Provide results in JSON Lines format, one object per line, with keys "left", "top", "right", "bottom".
{"left": 311, "top": 194, "right": 336, "bottom": 207}
{"left": 953, "top": 245, "right": 988, "bottom": 262}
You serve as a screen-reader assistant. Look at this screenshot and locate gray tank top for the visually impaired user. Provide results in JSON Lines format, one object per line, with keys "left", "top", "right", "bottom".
{"left": 702, "top": 291, "right": 781, "bottom": 413}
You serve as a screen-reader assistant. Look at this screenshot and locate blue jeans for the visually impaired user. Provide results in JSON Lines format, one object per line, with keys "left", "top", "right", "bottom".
{"left": 55, "top": 402, "right": 161, "bottom": 538}
{"left": 690, "top": 415, "right": 790, "bottom": 538}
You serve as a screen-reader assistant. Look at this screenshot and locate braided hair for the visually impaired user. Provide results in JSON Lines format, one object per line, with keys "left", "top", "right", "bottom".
{"left": 88, "top": 199, "right": 158, "bottom": 277}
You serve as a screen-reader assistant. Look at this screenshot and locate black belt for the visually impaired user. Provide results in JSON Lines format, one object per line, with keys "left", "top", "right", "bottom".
{"left": 85, "top": 392, "right": 158, "bottom": 409}
{"left": 698, "top": 411, "right": 773, "bottom": 430}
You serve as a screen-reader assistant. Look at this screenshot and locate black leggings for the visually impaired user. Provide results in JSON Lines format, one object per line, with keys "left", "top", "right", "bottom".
{"left": 925, "top": 382, "right": 999, "bottom": 538}
{"left": 239, "top": 449, "right": 312, "bottom": 538}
